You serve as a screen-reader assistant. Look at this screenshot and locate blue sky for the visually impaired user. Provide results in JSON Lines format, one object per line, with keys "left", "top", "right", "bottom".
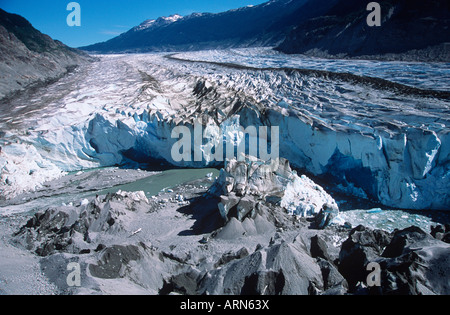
{"left": 0, "top": 0, "right": 268, "bottom": 48}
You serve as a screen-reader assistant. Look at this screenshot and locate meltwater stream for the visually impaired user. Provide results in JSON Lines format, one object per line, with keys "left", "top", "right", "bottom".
{"left": 1, "top": 166, "right": 448, "bottom": 234}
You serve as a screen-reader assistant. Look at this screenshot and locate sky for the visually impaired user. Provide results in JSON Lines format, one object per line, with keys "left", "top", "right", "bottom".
{"left": 0, "top": 0, "right": 268, "bottom": 48}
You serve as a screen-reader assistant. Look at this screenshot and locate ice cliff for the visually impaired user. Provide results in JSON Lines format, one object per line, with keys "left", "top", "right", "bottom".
{"left": 81, "top": 102, "right": 449, "bottom": 210}
{"left": 0, "top": 52, "right": 448, "bottom": 211}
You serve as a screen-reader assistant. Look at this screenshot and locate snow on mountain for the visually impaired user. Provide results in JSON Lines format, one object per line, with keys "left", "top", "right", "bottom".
{"left": 80, "top": 0, "right": 309, "bottom": 53}
{"left": 133, "top": 19, "right": 157, "bottom": 31}
{"left": 80, "top": 0, "right": 449, "bottom": 61}
{"left": 133, "top": 14, "right": 183, "bottom": 32}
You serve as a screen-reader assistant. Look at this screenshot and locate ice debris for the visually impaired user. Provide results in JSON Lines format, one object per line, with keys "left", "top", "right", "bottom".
{"left": 209, "top": 157, "right": 339, "bottom": 228}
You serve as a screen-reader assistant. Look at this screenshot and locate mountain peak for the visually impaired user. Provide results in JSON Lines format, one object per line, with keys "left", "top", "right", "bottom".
{"left": 81, "top": 0, "right": 308, "bottom": 53}
{"left": 133, "top": 14, "right": 183, "bottom": 32}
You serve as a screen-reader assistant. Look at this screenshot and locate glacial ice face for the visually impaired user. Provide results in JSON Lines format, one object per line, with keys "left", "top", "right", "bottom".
{"left": 0, "top": 51, "right": 448, "bottom": 210}
{"left": 0, "top": 143, "right": 64, "bottom": 198}
{"left": 80, "top": 104, "right": 448, "bottom": 210}
{"left": 270, "top": 108, "right": 449, "bottom": 210}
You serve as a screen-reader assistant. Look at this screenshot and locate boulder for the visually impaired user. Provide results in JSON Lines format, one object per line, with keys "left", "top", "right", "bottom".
{"left": 214, "top": 247, "right": 250, "bottom": 268}
{"left": 235, "top": 195, "right": 257, "bottom": 221}
{"left": 89, "top": 244, "right": 143, "bottom": 279}
{"left": 199, "top": 239, "right": 324, "bottom": 295}
{"left": 315, "top": 203, "right": 339, "bottom": 229}
{"left": 337, "top": 225, "right": 450, "bottom": 295}
{"left": 316, "top": 258, "right": 348, "bottom": 294}
{"left": 218, "top": 193, "right": 240, "bottom": 221}
{"left": 13, "top": 191, "right": 150, "bottom": 256}
{"left": 310, "top": 235, "right": 332, "bottom": 262}
{"left": 382, "top": 226, "right": 433, "bottom": 258}
{"left": 338, "top": 225, "right": 392, "bottom": 289}
{"left": 240, "top": 270, "right": 286, "bottom": 295}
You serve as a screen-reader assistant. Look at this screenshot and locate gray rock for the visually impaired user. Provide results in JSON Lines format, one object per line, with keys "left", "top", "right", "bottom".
{"left": 382, "top": 225, "right": 432, "bottom": 258}
{"left": 214, "top": 247, "right": 249, "bottom": 268}
{"left": 235, "top": 195, "right": 257, "bottom": 221}
{"left": 240, "top": 270, "right": 285, "bottom": 295}
{"left": 316, "top": 258, "right": 348, "bottom": 294}
{"left": 159, "top": 266, "right": 205, "bottom": 295}
{"left": 310, "top": 235, "right": 332, "bottom": 262}
{"left": 337, "top": 225, "right": 450, "bottom": 295}
{"left": 338, "top": 225, "right": 392, "bottom": 289}
{"left": 0, "top": 9, "right": 93, "bottom": 100}
{"left": 89, "top": 244, "right": 143, "bottom": 279}
{"left": 199, "top": 239, "right": 324, "bottom": 295}
{"left": 432, "top": 224, "right": 449, "bottom": 242}
{"left": 13, "top": 191, "right": 151, "bottom": 256}
{"left": 218, "top": 193, "right": 240, "bottom": 221}
{"left": 380, "top": 243, "right": 450, "bottom": 295}
{"left": 315, "top": 203, "right": 339, "bottom": 229}
{"left": 210, "top": 157, "right": 338, "bottom": 230}
{"left": 215, "top": 217, "right": 247, "bottom": 240}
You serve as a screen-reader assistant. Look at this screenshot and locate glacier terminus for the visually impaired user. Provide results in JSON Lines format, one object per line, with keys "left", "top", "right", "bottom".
{"left": 1, "top": 49, "right": 448, "bottom": 211}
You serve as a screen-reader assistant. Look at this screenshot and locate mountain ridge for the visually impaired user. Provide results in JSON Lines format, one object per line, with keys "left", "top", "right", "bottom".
{"left": 276, "top": 0, "right": 450, "bottom": 61}
{"left": 80, "top": 0, "right": 449, "bottom": 62}
{"left": 80, "top": 0, "right": 309, "bottom": 53}
{"left": 0, "top": 8, "right": 93, "bottom": 100}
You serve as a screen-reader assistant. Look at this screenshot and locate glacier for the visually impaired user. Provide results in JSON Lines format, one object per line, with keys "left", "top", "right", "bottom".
{"left": 0, "top": 50, "right": 449, "bottom": 211}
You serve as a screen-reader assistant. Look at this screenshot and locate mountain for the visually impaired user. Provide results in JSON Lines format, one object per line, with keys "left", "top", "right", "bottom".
{"left": 132, "top": 14, "right": 184, "bottom": 32}
{"left": 80, "top": 0, "right": 310, "bottom": 53}
{"left": 276, "top": 0, "right": 450, "bottom": 61}
{"left": 81, "top": 0, "right": 449, "bottom": 61}
{"left": 0, "top": 8, "right": 93, "bottom": 100}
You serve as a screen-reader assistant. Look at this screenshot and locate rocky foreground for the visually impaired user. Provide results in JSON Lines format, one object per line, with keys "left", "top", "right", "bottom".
{"left": 7, "top": 158, "right": 450, "bottom": 295}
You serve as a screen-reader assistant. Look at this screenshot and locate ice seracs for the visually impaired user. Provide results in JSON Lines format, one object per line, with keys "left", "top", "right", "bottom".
{"left": 0, "top": 50, "right": 448, "bottom": 211}
{"left": 209, "top": 156, "right": 339, "bottom": 227}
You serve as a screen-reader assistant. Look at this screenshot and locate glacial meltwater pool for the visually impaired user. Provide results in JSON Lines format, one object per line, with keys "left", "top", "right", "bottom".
{"left": 90, "top": 168, "right": 220, "bottom": 198}
{"left": 1, "top": 166, "right": 448, "bottom": 234}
